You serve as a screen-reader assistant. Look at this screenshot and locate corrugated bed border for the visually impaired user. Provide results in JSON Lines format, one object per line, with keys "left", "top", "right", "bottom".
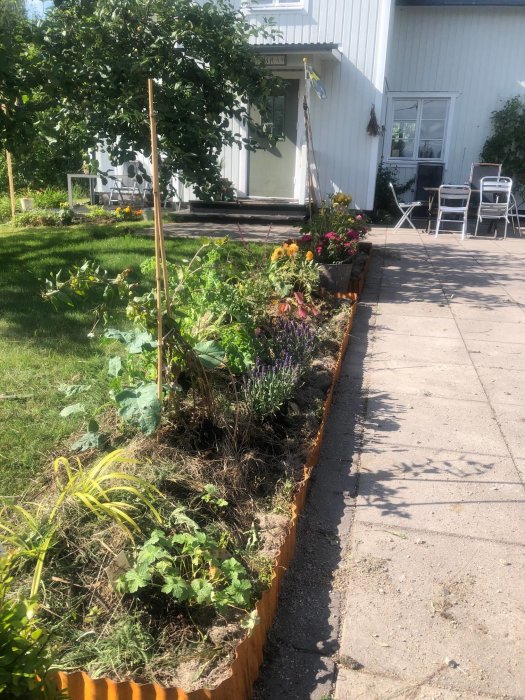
{"left": 54, "top": 249, "right": 371, "bottom": 700}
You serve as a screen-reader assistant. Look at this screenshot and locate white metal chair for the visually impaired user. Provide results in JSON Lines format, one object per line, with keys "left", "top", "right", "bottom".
{"left": 508, "top": 193, "right": 523, "bottom": 237}
{"left": 435, "top": 185, "right": 471, "bottom": 239}
{"left": 469, "top": 162, "right": 502, "bottom": 190}
{"left": 389, "top": 182, "right": 422, "bottom": 231}
{"left": 109, "top": 162, "right": 145, "bottom": 205}
{"left": 474, "top": 176, "right": 513, "bottom": 239}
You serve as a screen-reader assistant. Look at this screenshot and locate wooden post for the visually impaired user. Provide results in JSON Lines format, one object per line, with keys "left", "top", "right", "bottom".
{"left": 5, "top": 149, "right": 16, "bottom": 219}
{"left": 2, "top": 105, "right": 16, "bottom": 219}
{"left": 148, "top": 78, "right": 166, "bottom": 402}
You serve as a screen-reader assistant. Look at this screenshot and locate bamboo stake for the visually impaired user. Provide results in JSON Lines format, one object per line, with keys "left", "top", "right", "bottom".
{"left": 147, "top": 80, "right": 171, "bottom": 317}
{"left": 6, "top": 149, "right": 16, "bottom": 219}
{"left": 2, "top": 105, "right": 16, "bottom": 219}
{"left": 148, "top": 78, "right": 165, "bottom": 402}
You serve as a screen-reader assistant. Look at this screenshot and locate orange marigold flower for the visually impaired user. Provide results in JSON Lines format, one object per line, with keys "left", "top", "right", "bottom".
{"left": 115, "top": 207, "right": 121, "bottom": 214}
{"left": 271, "top": 247, "right": 285, "bottom": 262}
{"left": 124, "top": 206, "right": 131, "bottom": 213}
{"left": 306, "top": 250, "right": 314, "bottom": 262}
{"left": 287, "top": 242, "right": 299, "bottom": 256}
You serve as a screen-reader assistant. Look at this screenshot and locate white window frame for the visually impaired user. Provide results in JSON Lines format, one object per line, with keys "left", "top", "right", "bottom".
{"left": 383, "top": 92, "right": 457, "bottom": 167}
{"left": 247, "top": 0, "right": 308, "bottom": 13}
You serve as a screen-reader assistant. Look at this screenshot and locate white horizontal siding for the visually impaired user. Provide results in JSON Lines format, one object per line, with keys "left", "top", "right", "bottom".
{"left": 226, "top": 0, "right": 394, "bottom": 208}
{"left": 386, "top": 6, "right": 525, "bottom": 185}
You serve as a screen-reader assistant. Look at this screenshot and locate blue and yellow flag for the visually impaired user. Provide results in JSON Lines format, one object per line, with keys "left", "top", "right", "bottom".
{"left": 304, "top": 62, "right": 327, "bottom": 100}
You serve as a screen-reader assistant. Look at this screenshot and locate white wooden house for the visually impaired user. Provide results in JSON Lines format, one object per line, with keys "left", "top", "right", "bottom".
{"left": 96, "top": 0, "right": 525, "bottom": 210}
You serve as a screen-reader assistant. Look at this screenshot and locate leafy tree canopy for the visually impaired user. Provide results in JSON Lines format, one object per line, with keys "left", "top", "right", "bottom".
{"left": 15, "top": 0, "right": 277, "bottom": 197}
{"left": 481, "top": 95, "right": 525, "bottom": 195}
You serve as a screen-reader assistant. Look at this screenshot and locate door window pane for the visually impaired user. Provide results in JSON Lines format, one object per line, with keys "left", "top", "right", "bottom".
{"left": 389, "top": 97, "right": 449, "bottom": 161}
{"left": 418, "top": 140, "right": 443, "bottom": 159}
{"left": 422, "top": 99, "right": 447, "bottom": 120}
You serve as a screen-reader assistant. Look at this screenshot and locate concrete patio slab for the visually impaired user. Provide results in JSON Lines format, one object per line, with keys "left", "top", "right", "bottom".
{"left": 475, "top": 366, "right": 525, "bottom": 405}
{"left": 363, "top": 333, "right": 473, "bottom": 367}
{"left": 465, "top": 338, "right": 525, "bottom": 371}
{"left": 372, "top": 314, "right": 463, "bottom": 339}
{"left": 338, "top": 524, "right": 525, "bottom": 699}
{"left": 362, "top": 363, "right": 485, "bottom": 401}
{"left": 455, "top": 318, "right": 525, "bottom": 344}
{"left": 490, "top": 403, "right": 525, "bottom": 460}
{"left": 356, "top": 447, "right": 525, "bottom": 545}
{"left": 335, "top": 669, "right": 508, "bottom": 700}
{"left": 363, "top": 393, "right": 508, "bottom": 457}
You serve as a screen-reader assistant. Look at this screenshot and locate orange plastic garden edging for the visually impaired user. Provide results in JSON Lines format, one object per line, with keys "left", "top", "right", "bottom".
{"left": 53, "top": 247, "right": 372, "bottom": 700}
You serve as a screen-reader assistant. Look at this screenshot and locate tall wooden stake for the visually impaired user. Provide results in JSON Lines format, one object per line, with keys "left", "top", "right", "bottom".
{"left": 148, "top": 78, "right": 167, "bottom": 402}
{"left": 5, "top": 149, "right": 16, "bottom": 220}
{"left": 2, "top": 105, "right": 16, "bottom": 219}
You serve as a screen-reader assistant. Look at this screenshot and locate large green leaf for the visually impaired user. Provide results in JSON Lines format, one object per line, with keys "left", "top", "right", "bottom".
{"left": 104, "top": 328, "right": 157, "bottom": 354}
{"left": 115, "top": 382, "right": 161, "bottom": 435}
{"left": 59, "top": 403, "right": 85, "bottom": 417}
{"left": 193, "top": 340, "right": 225, "bottom": 369}
{"left": 71, "top": 430, "right": 107, "bottom": 452}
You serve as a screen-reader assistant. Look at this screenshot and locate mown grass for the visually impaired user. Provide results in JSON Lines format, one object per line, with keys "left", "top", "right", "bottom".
{"left": 0, "top": 220, "right": 260, "bottom": 497}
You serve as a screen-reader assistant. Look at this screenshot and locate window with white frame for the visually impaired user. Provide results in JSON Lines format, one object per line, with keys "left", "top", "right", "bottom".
{"left": 248, "top": 0, "right": 306, "bottom": 10}
{"left": 387, "top": 97, "right": 450, "bottom": 161}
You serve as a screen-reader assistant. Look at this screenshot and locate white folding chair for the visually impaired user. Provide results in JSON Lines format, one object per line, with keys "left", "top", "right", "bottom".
{"left": 389, "top": 182, "right": 422, "bottom": 231}
{"left": 435, "top": 185, "right": 471, "bottom": 240}
{"left": 109, "top": 162, "right": 144, "bottom": 205}
{"left": 508, "top": 193, "right": 523, "bottom": 237}
{"left": 474, "top": 176, "right": 513, "bottom": 239}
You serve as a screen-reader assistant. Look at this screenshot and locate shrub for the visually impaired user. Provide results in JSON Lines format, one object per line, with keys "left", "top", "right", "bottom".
{"left": 244, "top": 355, "right": 300, "bottom": 419}
{"left": 267, "top": 318, "right": 316, "bottom": 368}
{"left": 371, "top": 158, "right": 415, "bottom": 223}
{"left": 14, "top": 209, "right": 74, "bottom": 227}
{"left": 0, "top": 556, "right": 60, "bottom": 699}
{"left": 31, "top": 188, "right": 70, "bottom": 210}
{"left": 0, "top": 195, "right": 16, "bottom": 223}
{"left": 268, "top": 242, "right": 320, "bottom": 298}
{"left": 481, "top": 95, "right": 525, "bottom": 196}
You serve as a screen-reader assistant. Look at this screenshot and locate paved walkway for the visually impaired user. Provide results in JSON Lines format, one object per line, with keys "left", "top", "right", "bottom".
{"left": 255, "top": 226, "right": 525, "bottom": 699}
{"left": 335, "top": 227, "right": 525, "bottom": 699}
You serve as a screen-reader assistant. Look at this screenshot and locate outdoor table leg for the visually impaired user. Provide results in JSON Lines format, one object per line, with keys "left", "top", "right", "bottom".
{"left": 67, "top": 174, "right": 74, "bottom": 209}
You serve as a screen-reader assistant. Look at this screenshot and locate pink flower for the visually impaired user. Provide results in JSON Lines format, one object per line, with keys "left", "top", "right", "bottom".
{"left": 316, "top": 245, "right": 323, "bottom": 254}
{"left": 300, "top": 234, "right": 312, "bottom": 243}
{"left": 324, "top": 231, "right": 338, "bottom": 240}
{"left": 356, "top": 214, "right": 363, "bottom": 220}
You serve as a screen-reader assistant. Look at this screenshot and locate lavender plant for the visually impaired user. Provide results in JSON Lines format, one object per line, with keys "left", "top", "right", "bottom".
{"left": 244, "top": 355, "right": 301, "bottom": 419}
{"left": 268, "top": 318, "right": 316, "bottom": 368}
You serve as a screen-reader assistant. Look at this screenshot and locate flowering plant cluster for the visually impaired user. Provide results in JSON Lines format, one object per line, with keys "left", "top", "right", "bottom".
{"left": 244, "top": 354, "right": 301, "bottom": 419}
{"left": 267, "top": 318, "right": 316, "bottom": 367}
{"left": 268, "top": 241, "right": 319, "bottom": 302}
{"left": 115, "top": 206, "right": 143, "bottom": 221}
{"left": 298, "top": 192, "right": 370, "bottom": 264}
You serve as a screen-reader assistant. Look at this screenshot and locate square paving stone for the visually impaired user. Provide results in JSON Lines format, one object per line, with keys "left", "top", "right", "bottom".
{"left": 363, "top": 333, "right": 472, "bottom": 367}
{"left": 363, "top": 363, "right": 485, "bottom": 402}
{"left": 375, "top": 301, "right": 453, "bottom": 319}
{"left": 355, "top": 447, "right": 525, "bottom": 545}
{"left": 475, "top": 366, "right": 525, "bottom": 406}
{"left": 456, "top": 318, "right": 525, "bottom": 344}
{"left": 335, "top": 668, "right": 501, "bottom": 700}
{"left": 362, "top": 394, "right": 508, "bottom": 457}
{"left": 338, "top": 523, "right": 525, "bottom": 699}
{"left": 373, "top": 314, "right": 463, "bottom": 339}
{"left": 491, "top": 403, "right": 525, "bottom": 460}
{"left": 464, "top": 338, "right": 525, "bottom": 371}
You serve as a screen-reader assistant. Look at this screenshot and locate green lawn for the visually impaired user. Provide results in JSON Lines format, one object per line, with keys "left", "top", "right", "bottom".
{"left": 0, "top": 221, "right": 254, "bottom": 497}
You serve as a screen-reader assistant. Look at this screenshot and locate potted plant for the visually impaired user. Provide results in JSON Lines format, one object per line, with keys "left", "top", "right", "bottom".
{"left": 19, "top": 191, "right": 35, "bottom": 212}
{"left": 297, "top": 193, "right": 370, "bottom": 293}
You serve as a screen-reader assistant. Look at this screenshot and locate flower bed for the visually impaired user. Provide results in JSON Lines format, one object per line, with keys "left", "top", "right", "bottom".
{"left": 1, "top": 201, "right": 371, "bottom": 698}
